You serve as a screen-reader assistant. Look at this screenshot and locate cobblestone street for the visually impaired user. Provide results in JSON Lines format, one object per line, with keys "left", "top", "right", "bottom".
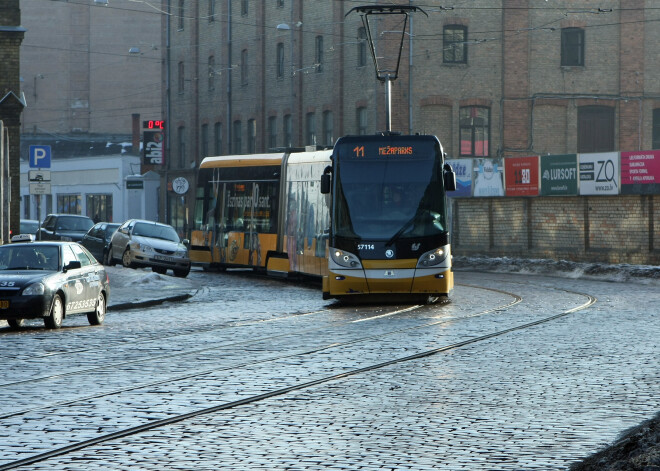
{"left": 0, "top": 267, "right": 658, "bottom": 470}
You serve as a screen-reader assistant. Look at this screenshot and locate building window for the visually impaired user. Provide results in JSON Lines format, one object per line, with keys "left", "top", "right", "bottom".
{"left": 208, "top": 55, "right": 215, "bottom": 91}
{"left": 233, "top": 120, "right": 242, "bottom": 154}
{"left": 178, "top": 61, "right": 184, "bottom": 93}
{"left": 578, "top": 106, "right": 614, "bottom": 153}
{"left": 306, "top": 112, "right": 316, "bottom": 146}
{"left": 323, "top": 111, "right": 333, "bottom": 146}
{"left": 315, "top": 36, "right": 323, "bottom": 72}
{"left": 443, "top": 25, "right": 467, "bottom": 64}
{"left": 561, "top": 27, "right": 584, "bottom": 67}
{"left": 241, "top": 0, "right": 248, "bottom": 16}
{"left": 214, "top": 122, "right": 223, "bottom": 155}
{"left": 357, "top": 27, "right": 367, "bottom": 67}
{"left": 57, "top": 194, "right": 82, "bottom": 215}
{"left": 283, "top": 114, "right": 292, "bottom": 147}
{"left": 277, "top": 0, "right": 284, "bottom": 7}
{"left": 208, "top": 0, "right": 216, "bottom": 22}
{"left": 268, "top": 116, "right": 278, "bottom": 150}
{"left": 357, "top": 107, "right": 367, "bottom": 135}
{"left": 241, "top": 49, "right": 248, "bottom": 85}
{"left": 86, "top": 194, "right": 113, "bottom": 223}
{"left": 201, "top": 123, "right": 209, "bottom": 157}
{"left": 653, "top": 109, "right": 660, "bottom": 149}
{"left": 247, "top": 119, "right": 256, "bottom": 153}
{"left": 459, "top": 106, "right": 490, "bottom": 156}
{"left": 178, "top": 0, "right": 185, "bottom": 30}
{"left": 178, "top": 126, "right": 186, "bottom": 167}
{"left": 276, "top": 43, "right": 285, "bottom": 78}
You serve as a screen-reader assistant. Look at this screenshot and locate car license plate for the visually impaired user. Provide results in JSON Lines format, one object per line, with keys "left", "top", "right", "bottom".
{"left": 154, "top": 255, "right": 174, "bottom": 262}
{"left": 0, "top": 300, "right": 9, "bottom": 309}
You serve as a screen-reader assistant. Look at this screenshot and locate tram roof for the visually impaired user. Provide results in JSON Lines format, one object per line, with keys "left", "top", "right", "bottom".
{"left": 200, "top": 153, "right": 285, "bottom": 169}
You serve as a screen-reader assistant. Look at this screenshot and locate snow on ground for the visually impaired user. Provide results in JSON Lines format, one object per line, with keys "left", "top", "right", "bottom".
{"left": 454, "top": 256, "right": 660, "bottom": 286}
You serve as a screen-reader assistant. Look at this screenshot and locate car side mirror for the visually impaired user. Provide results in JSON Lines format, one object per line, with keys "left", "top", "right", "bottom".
{"left": 64, "top": 260, "right": 82, "bottom": 272}
{"left": 182, "top": 239, "right": 190, "bottom": 246}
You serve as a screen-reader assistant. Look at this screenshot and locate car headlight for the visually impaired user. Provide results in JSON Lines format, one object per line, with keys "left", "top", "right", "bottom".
{"left": 176, "top": 249, "right": 188, "bottom": 257}
{"left": 416, "top": 246, "right": 449, "bottom": 267}
{"left": 330, "top": 248, "right": 362, "bottom": 269}
{"left": 137, "top": 243, "right": 154, "bottom": 254}
{"left": 22, "top": 282, "right": 45, "bottom": 296}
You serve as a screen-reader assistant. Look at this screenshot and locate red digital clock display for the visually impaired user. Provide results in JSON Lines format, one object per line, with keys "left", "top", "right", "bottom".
{"left": 143, "top": 120, "right": 165, "bottom": 130}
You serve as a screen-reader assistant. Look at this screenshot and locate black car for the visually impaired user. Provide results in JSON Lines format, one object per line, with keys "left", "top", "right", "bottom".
{"left": 37, "top": 214, "right": 94, "bottom": 243}
{"left": 81, "top": 222, "right": 121, "bottom": 265}
{"left": 0, "top": 237, "right": 110, "bottom": 329}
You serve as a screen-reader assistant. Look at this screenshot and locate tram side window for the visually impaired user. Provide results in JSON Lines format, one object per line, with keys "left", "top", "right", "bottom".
{"left": 224, "top": 181, "right": 279, "bottom": 236}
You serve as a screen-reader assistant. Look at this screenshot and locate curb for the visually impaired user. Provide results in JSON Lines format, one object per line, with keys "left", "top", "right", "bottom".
{"left": 109, "top": 292, "right": 195, "bottom": 311}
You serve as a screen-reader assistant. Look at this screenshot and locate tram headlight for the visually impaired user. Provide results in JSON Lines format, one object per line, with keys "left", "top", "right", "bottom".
{"left": 417, "top": 246, "right": 449, "bottom": 267}
{"left": 330, "top": 248, "right": 362, "bottom": 269}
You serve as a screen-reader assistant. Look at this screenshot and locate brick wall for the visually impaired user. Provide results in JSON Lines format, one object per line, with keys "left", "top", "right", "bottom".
{"left": 452, "top": 196, "right": 660, "bottom": 265}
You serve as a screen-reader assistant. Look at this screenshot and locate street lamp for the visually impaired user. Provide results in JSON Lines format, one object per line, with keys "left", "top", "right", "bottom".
{"left": 346, "top": 5, "right": 426, "bottom": 133}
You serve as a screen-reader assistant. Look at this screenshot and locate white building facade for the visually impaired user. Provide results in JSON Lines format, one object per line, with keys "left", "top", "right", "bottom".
{"left": 20, "top": 154, "right": 148, "bottom": 224}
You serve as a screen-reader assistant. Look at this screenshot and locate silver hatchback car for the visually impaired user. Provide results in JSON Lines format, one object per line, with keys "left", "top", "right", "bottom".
{"left": 108, "top": 219, "right": 191, "bottom": 277}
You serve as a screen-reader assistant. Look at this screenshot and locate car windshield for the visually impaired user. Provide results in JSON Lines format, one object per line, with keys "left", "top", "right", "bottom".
{"left": 57, "top": 216, "right": 94, "bottom": 232}
{"left": 132, "top": 222, "right": 180, "bottom": 242}
{"left": 0, "top": 245, "right": 60, "bottom": 271}
{"left": 20, "top": 221, "right": 39, "bottom": 234}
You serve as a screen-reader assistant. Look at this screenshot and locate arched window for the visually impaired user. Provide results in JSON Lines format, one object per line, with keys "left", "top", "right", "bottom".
{"left": 357, "top": 27, "right": 367, "bottom": 67}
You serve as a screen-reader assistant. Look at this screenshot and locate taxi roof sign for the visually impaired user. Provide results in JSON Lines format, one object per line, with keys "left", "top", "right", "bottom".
{"left": 11, "top": 234, "right": 35, "bottom": 243}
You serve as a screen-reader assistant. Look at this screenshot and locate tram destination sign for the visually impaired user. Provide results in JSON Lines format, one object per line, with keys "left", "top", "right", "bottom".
{"left": 336, "top": 136, "right": 437, "bottom": 160}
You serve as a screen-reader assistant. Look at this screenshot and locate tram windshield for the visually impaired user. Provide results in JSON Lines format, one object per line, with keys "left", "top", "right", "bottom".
{"left": 333, "top": 139, "right": 448, "bottom": 241}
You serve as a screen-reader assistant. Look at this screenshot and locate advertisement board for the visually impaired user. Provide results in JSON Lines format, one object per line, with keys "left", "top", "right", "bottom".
{"left": 578, "top": 152, "right": 619, "bottom": 195}
{"left": 143, "top": 130, "right": 165, "bottom": 165}
{"left": 446, "top": 158, "right": 473, "bottom": 197}
{"left": 504, "top": 156, "right": 539, "bottom": 196}
{"left": 620, "top": 150, "right": 660, "bottom": 195}
{"left": 540, "top": 154, "right": 578, "bottom": 196}
{"left": 473, "top": 158, "right": 504, "bottom": 197}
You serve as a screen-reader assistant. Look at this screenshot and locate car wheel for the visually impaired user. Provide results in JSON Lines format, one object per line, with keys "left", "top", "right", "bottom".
{"left": 174, "top": 266, "right": 190, "bottom": 278}
{"left": 122, "top": 249, "right": 134, "bottom": 268}
{"left": 153, "top": 267, "right": 167, "bottom": 275}
{"left": 7, "top": 319, "right": 24, "bottom": 329}
{"left": 44, "top": 294, "right": 64, "bottom": 329}
{"left": 87, "top": 292, "right": 106, "bottom": 326}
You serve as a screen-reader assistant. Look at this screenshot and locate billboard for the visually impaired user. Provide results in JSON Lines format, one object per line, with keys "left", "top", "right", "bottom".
{"left": 578, "top": 152, "right": 619, "bottom": 195}
{"left": 540, "top": 154, "right": 578, "bottom": 196}
{"left": 504, "top": 156, "right": 539, "bottom": 196}
{"left": 620, "top": 150, "right": 660, "bottom": 195}
{"left": 473, "top": 158, "right": 504, "bottom": 197}
{"left": 446, "top": 158, "right": 473, "bottom": 197}
{"left": 143, "top": 130, "right": 165, "bottom": 165}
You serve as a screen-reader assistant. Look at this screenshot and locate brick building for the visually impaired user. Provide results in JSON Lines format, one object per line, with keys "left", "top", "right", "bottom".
{"left": 0, "top": 0, "right": 25, "bottom": 241}
{"left": 166, "top": 1, "right": 660, "bottom": 239}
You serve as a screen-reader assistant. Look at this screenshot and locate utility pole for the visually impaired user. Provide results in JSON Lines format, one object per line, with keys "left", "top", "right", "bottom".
{"left": 1, "top": 121, "right": 9, "bottom": 244}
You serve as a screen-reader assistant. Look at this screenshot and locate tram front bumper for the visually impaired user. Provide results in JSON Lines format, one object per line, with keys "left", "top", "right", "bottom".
{"left": 327, "top": 266, "right": 453, "bottom": 297}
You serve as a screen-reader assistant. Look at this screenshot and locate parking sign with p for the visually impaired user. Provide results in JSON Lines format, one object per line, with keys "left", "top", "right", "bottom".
{"left": 29, "top": 145, "right": 51, "bottom": 168}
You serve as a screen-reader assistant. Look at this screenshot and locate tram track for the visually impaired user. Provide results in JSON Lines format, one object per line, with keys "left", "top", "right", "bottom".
{"left": 0, "top": 285, "right": 520, "bottom": 421}
{"left": 0, "top": 285, "right": 595, "bottom": 470}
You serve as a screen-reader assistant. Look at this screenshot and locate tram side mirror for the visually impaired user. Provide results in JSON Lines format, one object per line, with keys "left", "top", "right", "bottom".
{"left": 321, "top": 174, "right": 330, "bottom": 194}
{"left": 443, "top": 163, "right": 457, "bottom": 192}
{"left": 320, "top": 165, "right": 332, "bottom": 195}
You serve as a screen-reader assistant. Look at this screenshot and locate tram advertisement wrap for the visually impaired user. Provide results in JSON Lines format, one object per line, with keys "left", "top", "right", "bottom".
{"left": 578, "top": 152, "right": 619, "bottom": 195}
{"left": 505, "top": 156, "right": 539, "bottom": 196}
{"left": 473, "top": 158, "right": 504, "bottom": 197}
{"left": 620, "top": 150, "right": 660, "bottom": 195}
{"left": 540, "top": 154, "right": 578, "bottom": 196}
{"left": 446, "top": 159, "right": 473, "bottom": 197}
